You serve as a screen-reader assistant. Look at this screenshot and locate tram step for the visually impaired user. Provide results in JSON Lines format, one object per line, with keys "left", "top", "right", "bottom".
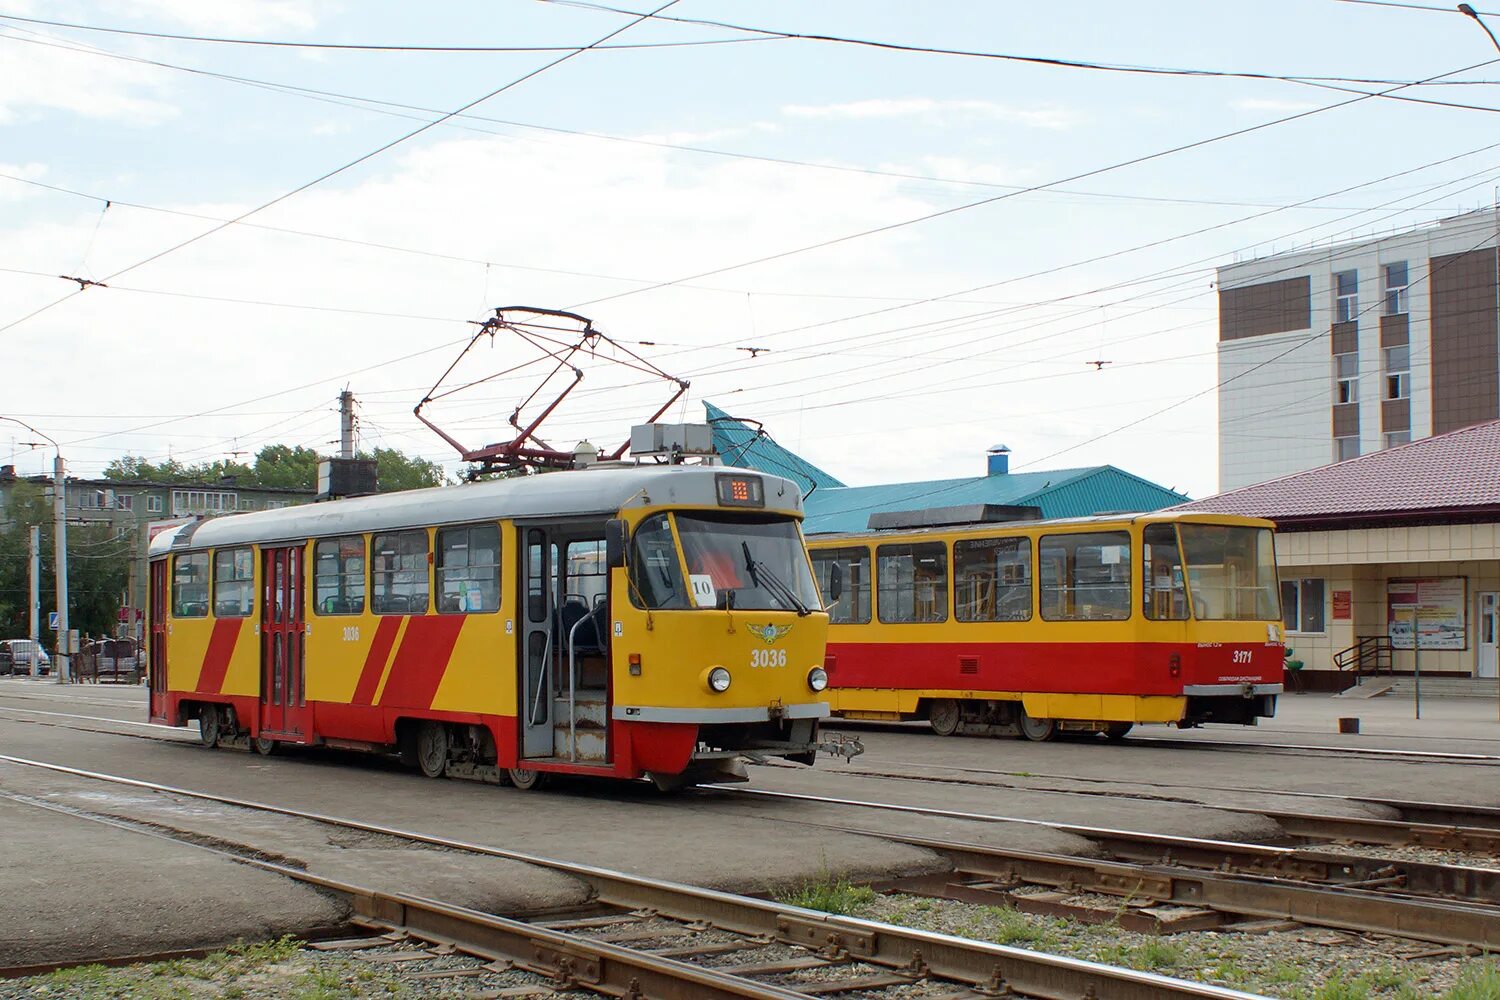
{"left": 553, "top": 696, "right": 607, "bottom": 728}
{"left": 552, "top": 722, "right": 608, "bottom": 762}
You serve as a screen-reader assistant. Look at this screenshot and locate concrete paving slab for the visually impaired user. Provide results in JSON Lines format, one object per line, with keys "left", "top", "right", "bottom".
{"left": 0, "top": 797, "right": 344, "bottom": 969}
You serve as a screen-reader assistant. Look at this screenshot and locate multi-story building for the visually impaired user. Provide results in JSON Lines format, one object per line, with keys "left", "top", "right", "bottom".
{"left": 1216, "top": 207, "right": 1500, "bottom": 492}
{"left": 0, "top": 468, "right": 312, "bottom": 628}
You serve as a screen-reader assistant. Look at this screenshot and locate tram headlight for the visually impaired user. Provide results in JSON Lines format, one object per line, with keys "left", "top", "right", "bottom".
{"left": 807, "top": 667, "right": 829, "bottom": 692}
{"left": 707, "top": 667, "right": 732, "bottom": 693}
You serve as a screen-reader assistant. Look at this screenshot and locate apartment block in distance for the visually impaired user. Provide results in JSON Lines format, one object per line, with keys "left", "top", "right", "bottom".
{"left": 1216, "top": 207, "right": 1500, "bottom": 492}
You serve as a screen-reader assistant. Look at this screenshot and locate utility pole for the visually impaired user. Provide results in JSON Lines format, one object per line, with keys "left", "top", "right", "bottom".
{"left": 1, "top": 417, "right": 66, "bottom": 684}
{"left": 53, "top": 451, "right": 69, "bottom": 685}
{"left": 338, "top": 389, "right": 356, "bottom": 460}
{"left": 28, "top": 525, "right": 39, "bottom": 677}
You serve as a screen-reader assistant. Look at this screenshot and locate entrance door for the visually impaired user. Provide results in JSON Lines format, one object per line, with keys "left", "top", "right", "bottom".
{"left": 1480, "top": 592, "right": 1499, "bottom": 680}
{"left": 519, "top": 529, "right": 554, "bottom": 758}
{"left": 148, "top": 560, "right": 168, "bottom": 723}
{"left": 260, "top": 546, "right": 308, "bottom": 739}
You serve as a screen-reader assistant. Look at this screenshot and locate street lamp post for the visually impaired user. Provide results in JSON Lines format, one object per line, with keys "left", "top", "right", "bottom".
{"left": 1460, "top": 4, "right": 1500, "bottom": 52}
{"left": 1, "top": 417, "right": 69, "bottom": 684}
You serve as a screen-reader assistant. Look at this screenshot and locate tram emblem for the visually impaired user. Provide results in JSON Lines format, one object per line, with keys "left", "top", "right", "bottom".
{"left": 748, "top": 623, "right": 792, "bottom": 645}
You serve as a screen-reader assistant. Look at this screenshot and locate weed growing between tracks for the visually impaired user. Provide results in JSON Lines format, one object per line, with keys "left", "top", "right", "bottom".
{"left": 844, "top": 893, "right": 1500, "bottom": 999}
{"left": 775, "top": 870, "right": 878, "bottom": 915}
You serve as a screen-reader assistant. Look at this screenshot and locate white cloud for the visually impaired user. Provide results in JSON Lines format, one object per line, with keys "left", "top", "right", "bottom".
{"left": 1232, "top": 97, "right": 1321, "bottom": 114}
{"left": 0, "top": 32, "right": 178, "bottom": 124}
{"left": 0, "top": 161, "right": 47, "bottom": 201}
{"left": 100, "top": 0, "right": 321, "bottom": 34}
{"left": 782, "top": 98, "right": 1076, "bottom": 130}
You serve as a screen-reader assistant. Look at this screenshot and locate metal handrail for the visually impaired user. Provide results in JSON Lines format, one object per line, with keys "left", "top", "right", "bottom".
{"left": 1333, "top": 635, "right": 1393, "bottom": 679}
{"left": 566, "top": 613, "right": 590, "bottom": 763}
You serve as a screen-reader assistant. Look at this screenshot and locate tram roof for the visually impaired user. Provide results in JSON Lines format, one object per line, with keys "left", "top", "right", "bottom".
{"left": 809, "top": 509, "right": 1275, "bottom": 544}
{"left": 148, "top": 464, "right": 804, "bottom": 556}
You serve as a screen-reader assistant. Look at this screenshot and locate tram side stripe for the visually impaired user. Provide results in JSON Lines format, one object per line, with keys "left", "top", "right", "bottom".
{"left": 351, "top": 616, "right": 402, "bottom": 706}
{"left": 377, "top": 616, "right": 466, "bottom": 710}
{"left": 195, "top": 619, "right": 243, "bottom": 695}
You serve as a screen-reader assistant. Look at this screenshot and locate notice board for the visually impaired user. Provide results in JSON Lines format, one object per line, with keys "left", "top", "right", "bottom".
{"left": 1387, "top": 577, "right": 1467, "bottom": 650}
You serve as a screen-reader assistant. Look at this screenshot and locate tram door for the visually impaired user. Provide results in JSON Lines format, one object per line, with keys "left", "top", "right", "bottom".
{"left": 259, "top": 546, "right": 308, "bottom": 740}
{"left": 148, "top": 560, "right": 168, "bottom": 723}
{"left": 519, "top": 529, "right": 555, "bottom": 757}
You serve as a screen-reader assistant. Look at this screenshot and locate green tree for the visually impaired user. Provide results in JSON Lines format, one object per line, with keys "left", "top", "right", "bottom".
{"left": 364, "top": 447, "right": 447, "bottom": 492}
{"left": 0, "top": 481, "right": 131, "bottom": 643}
{"left": 252, "top": 444, "right": 319, "bottom": 490}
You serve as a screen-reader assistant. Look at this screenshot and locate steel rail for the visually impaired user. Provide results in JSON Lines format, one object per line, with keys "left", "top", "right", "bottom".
{"left": 0, "top": 754, "right": 1263, "bottom": 999}
{"left": 864, "top": 830, "right": 1500, "bottom": 949}
{"left": 836, "top": 757, "right": 1500, "bottom": 831}
{"left": 1117, "top": 735, "right": 1500, "bottom": 763}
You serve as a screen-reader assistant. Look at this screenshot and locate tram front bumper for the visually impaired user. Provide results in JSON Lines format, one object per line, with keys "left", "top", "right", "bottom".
{"left": 611, "top": 702, "right": 829, "bottom": 724}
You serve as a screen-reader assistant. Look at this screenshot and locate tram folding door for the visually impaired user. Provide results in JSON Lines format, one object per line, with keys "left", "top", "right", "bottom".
{"left": 260, "top": 546, "right": 308, "bottom": 740}
{"left": 148, "top": 560, "right": 168, "bottom": 723}
{"left": 520, "top": 528, "right": 554, "bottom": 758}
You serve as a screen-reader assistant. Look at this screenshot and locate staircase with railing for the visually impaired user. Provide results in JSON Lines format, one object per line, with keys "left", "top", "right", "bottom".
{"left": 1333, "top": 635, "right": 1393, "bottom": 681}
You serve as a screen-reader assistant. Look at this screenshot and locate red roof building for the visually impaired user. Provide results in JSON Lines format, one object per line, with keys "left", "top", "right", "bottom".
{"left": 1175, "top": 420, "right": 1500, "bottom": 689}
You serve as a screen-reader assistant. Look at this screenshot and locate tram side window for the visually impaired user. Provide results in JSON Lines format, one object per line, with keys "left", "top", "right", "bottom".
{"left": 172, "top": 552, "right": 209, "bottom": 618}
{"left": 1142, "top": 524, "right": 1188, "bottom": 621}
{"left": 955, "top": 536, "right": 1032, "bottom": 622}
{"left": 213, "top": 547, "right": 254, "bottom": 617}
{"left": 372, "top": 530, "right": 429, "bottom": 615}
{"left": 629, "top": 514, "right": 689, "bottom": 609}
{"left": 437, "top": 524, "right": 500, "bottom": 614}
{"left": 876, "top": 543, "right": 947, "bottom": 624}
{"left": 1039, "top": 532, "right": 1131, "bottom": 621}
{"left": 314, "top": 535, "right": 366, "bottom": 615}
{"left": 811, "top": 547, "right": 872, "bottom": 624}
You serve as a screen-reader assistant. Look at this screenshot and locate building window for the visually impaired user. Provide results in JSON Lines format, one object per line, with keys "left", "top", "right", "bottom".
{"left": 954, "top": 536, "right": 1033, "bottom": 622}
{"left": 172, "top": 552, "right": 209, "bottom": 618}
{"left": 1333, "top": 352, "right": 1358, "bottom": 404}
{"left": 1335, "top": 436, "right": 1360, "bottom": 462}
{"left": 1383, "top": 430, "right": 1412, "bottom": 449}
{"left": 1334, "top": 270, "right": 1358, "bottom": 323}
{"left": 116, "top": 494, "right": 133, "bottom": 511}
{"left": 811, "top": 547, "right": 872, "bottom": 624}
{"left": 372, "top": 530, "right": 429, "bottom": 615}
{"left": 1383, "top": 345, "right": 1410, "bottom": 400}
{"left": 1039, "top": 531, "right": 1131, "bottom": 621}
{"left": 876, "top": 542, "right": 947, "bottom": 623}
{"left": 266, "top": 500, "right": 290, "bottom": 510}
{"left": 172, "top": 490, "right": 238, "bottom": 515}
{"left": 147, "top": 495, "right": 164, "bottom": 513}
{"left": 1383, "top": 261, "right": 1409, "bottom": 315}
{"left": 436, "top": 524, "right": 501, "bottom": 614}
{"left": 213, "top": 547, "right": 254, "bottom": 617}
{"left": 239, "top": 499, "right": 254, "bottom": 511}
{"left": 314, "top": 535, "right": 366, "bottom": 615}
{"left": 1280, "top": 578, "right": 1326, "bottom": 634}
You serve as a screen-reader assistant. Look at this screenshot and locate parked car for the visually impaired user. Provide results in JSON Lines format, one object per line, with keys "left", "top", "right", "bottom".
{"left": 82, "top": 637, "right": 141, "bottom": 683}
{"left": 0, "top": 639, "right": 51, "bottom": 676}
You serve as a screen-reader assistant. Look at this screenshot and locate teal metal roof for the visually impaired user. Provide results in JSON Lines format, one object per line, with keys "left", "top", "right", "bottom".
{"left": 705, "top": 402, "right": 846, "bottom": 492}
{"left": 801, "top": 466, "right": 1190, "bottom": 535}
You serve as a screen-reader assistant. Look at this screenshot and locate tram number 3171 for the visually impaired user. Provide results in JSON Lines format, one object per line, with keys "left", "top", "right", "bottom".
{"left": 1232, "top": 649, "right": 1253, "bottom": 664}
{"left": 750, "top": 648, "right": 788, "bottom": 668}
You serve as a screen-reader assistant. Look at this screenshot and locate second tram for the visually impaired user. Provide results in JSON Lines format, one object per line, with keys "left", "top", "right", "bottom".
{"left": 807, "top": 511, "right": 1284, "bottom": 739}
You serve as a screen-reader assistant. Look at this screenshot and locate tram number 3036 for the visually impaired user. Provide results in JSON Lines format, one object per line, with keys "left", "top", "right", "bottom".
{"left": 750, "top": 648, "right": 788, "bottom": 668}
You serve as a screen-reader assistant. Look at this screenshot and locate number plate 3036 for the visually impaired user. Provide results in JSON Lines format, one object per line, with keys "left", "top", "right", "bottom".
{"left": 750, "top": 648, "right": 787, "bottom": 668}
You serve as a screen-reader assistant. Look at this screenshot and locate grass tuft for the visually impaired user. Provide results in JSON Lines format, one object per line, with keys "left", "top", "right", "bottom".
{"left": 777, "top": 874, "right": 876, "bottom": 915}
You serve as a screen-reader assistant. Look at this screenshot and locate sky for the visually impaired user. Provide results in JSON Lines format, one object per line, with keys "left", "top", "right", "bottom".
{"left": 2, "top": 0, "right": 1499, "bottom": 499}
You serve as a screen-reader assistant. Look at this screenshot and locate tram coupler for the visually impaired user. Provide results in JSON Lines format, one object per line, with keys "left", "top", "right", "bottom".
{"left": 816, "top": 732, "right": 865, "bottom": 761}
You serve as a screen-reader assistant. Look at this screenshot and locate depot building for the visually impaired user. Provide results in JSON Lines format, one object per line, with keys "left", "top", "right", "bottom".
{"left": 1174, "top": 418, "right": 1500, "bottom": 689}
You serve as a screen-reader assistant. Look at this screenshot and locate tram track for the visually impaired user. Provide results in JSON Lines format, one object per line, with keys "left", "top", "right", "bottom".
{"left": 0, "top": 755, "right": 1258, "bottom": 999}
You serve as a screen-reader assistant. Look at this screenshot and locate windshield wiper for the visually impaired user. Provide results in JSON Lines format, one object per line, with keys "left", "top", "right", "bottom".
{"left": 742, "top": 541, "right": 811, "bottom": 616}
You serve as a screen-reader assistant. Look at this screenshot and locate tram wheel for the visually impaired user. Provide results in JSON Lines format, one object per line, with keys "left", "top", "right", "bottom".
{"left": 416, "top": 722, "right": 450, "bottom": 779}
{"left": 1103, "top": 723, "right": 1134, "bottom": 741}
{"left": 198, "top": 707, "right": 221, "bottom": 748}
{"left": 1018, "top": 711, "right": 1057, "bottom": 742}
{"left": 507, "top": 767, "right": 549, "bottom": 791}
{"left": 252, "top": 734, "right": 278, "bottom": 756}
{"left": 927, "top": 699, "right": 962, "bottom": 737}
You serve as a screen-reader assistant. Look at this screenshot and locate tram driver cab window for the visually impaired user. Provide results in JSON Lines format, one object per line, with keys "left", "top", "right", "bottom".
{"left": 372, "top": 530, "right": 429, "bottom": 615}
{"left": 1142, "top": 524, "right": 1188, "bottom": 621}
{"left": 629, "top": 514, "right": 689, "bottom": 609}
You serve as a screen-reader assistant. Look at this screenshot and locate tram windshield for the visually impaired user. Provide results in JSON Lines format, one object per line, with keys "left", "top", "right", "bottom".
{"left": 1177, "top": 523, "right": 1280, "bottom": 621}
{"left": 629, "top": 512, "right": 820, "bottom": 613}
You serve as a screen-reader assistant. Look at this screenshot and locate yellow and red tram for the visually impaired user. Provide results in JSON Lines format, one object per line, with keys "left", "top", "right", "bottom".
{"left": 147, "top": 464, "right": 830, "bottom": 788}
{"left": 806, "top": 511, "right": 1284, "bottom": 740}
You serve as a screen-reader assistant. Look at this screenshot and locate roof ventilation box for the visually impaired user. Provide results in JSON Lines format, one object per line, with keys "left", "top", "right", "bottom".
{"left": 867, "top": 504, "right": 1043, "bottom": 531}
{"left": 317, "top": 458, "right": 379, "bottom": 501}
{"left": 630, "top": 423, "right": 716, "bottom": 462}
